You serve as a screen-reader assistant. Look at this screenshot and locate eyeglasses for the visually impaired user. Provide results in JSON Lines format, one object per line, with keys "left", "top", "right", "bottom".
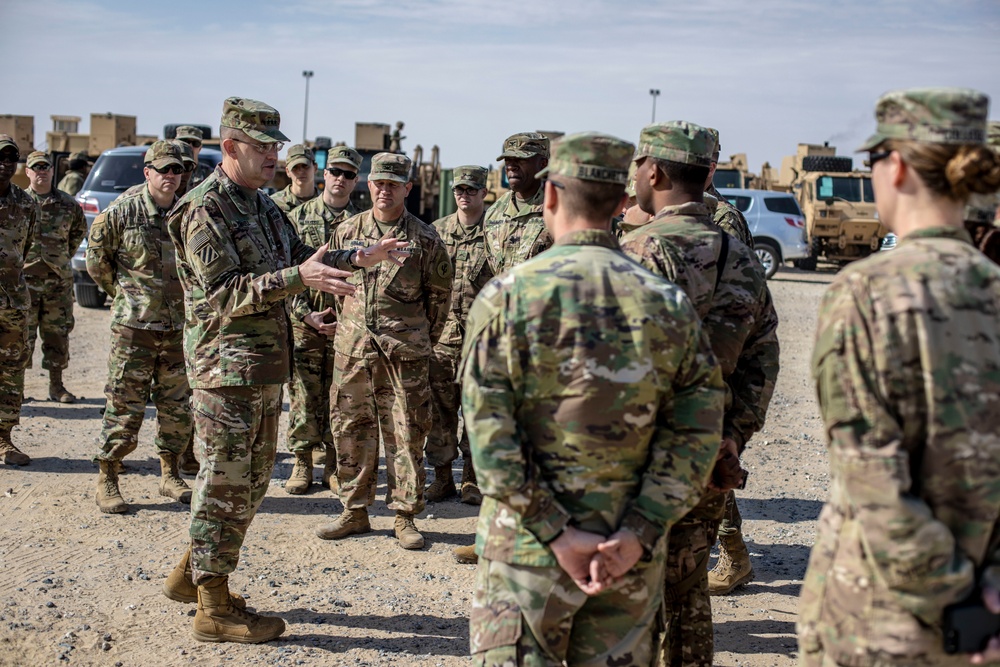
{"left": 232, "top": 138, "right": 283, "bottom": 155}
{"left": 327, "top": 167, "right": 357, "bottom": 180}
{"left": 453, "top": 186, "right": 481, "bottom": 196}
{"left": 148, "top": 164, "right": 185, "bottom": 175}
{"left": 181, "top": 139, "right": 202, "bottom": 148}
{"left": 865, "top": 151, "right": 892, "bottom": 168}
{"left": 29, "top": 164, "right": 52, "bottom": 172}
{"left": 543, "top": 178, "right": 566, "bottom": 190}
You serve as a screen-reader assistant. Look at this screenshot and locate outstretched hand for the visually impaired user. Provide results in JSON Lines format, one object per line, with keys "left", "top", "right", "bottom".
{"left": 303, "top": 308, "right": 337, "bottom": 336}
{"left": 300, "top": 243, "right": 357, "bottom": 296}
{"left": 354, "top": 237, "right": 411, "bottom": 268}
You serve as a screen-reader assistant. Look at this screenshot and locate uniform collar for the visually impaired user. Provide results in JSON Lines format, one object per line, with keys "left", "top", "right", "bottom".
{"left": 555, "top": 228, "right": 620, "bottom": 250}
{"left": 899, "top": 225, "right": 973, "bottom": 245}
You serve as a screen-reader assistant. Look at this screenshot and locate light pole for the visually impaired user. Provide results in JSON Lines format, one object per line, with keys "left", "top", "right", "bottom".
{"left": 302, "top": 70, "right": 314, "bottom": 143}
{"left": 649, "top": 88, "right": 661, "bottom": 123}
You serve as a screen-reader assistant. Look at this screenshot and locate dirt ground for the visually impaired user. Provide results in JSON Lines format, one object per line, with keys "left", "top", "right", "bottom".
{"left": 0, "top": 265, "right": 837, "bottom": 667}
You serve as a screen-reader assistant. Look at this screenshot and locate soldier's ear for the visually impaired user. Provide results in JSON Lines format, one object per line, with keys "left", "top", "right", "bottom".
{"left": 543, "top": 180, "right": 559, "bottom": 214}
{"left": 221, "top": 138, "right": 239, "bottom": 159}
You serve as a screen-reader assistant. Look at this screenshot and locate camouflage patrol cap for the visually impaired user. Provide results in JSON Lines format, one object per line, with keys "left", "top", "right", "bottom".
{"left": 69, "top": 151, "right": 89, "bottom": 162}
{"left": 858, "top": 87, "right": 989, "bottom": 152}
{"left": 625, "top": 161, "right": 638, "bottom": 197}
{"left": 327, "top": 146, "right": 362, "bottom": 170}
{"left": 707, "top": 127, "right": 721, "bottom": 161}
{"left": 175, "top": 125, "right": 203, "bottom": 142}
{"left": 144, "top": 140, "right": 184, "bottom": 169}
{"left": 496, "top": 132, "right": 550, "bottom": 161}
{"left": 452, "top": 165, "right": 488, "bottom": 189}
{"left": 535, "top": 132, "right": 634, "bottom": 184}
{"left": 26, "top": 151, "right": 52, "bottom": 168}
{"left": 635, "top": 121, "right": 714, "bottom": 167}
{"left": 172, "top": 140, "right": 197, "bottom": 169}
{"left": 0, "top": 134, "right": 16, "bottom": 156}
{"left": 285, "top": 144, "right": 315, "bottom": 169}
{"left": 369, "top": 152, "right": 411, "bottom": 184}
{"left": 220, "top": 97, "right": 289, "bottom": 144}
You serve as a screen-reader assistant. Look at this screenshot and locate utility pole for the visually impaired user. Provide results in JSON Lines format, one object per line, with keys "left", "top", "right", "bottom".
{"left": 649, "top": 89, "right": 661, "bottom": 123}
{"left": 302, "top": 70, "right": 314, "bottom": 143}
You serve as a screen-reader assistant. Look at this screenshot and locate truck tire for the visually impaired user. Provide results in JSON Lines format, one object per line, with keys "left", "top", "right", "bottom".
{"left": 802, "top": 155, "right": 853, "bottom": 173}
{"left": 75, "top": 283, "right": 106, "bottom": 308}
{"left": 793, "top": 255, "right": 817, "bottom": 271}
{"left": 754, "top": 240, "right": 781, "bottom": 279}
{"left": 163, "top": 124, "right": 213, "bottom": 141}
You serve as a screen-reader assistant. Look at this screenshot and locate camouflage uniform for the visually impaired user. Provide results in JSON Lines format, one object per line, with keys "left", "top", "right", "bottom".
{"left": 464, "top": 132, "right": 725, "bottom": 666}
{"left": 0, "top": 135, "right": 38, "bottom": 448}
{"left": 427, "top": 166, "right": 493, "bottom": 473}
{"left": 57, "top": 170, "right": 85, "bottom": 197}
{"left": 24, "top": 153, "right": 87, "bottom": 372}
{"left": 621, "top": 121, "right": 780, "bottom": 667}
{"left": 799, "top": 88, "right": 1000, "bottom": 667}
{"left": 86, "top": 146, "right": 191, "bottom": 463}
{"left": 329, "top": 156, "right": 453, "bottom": 518}
{"left": 483, "top": 133, "right": 553, "bottom": 275}
{"left": 269, "top": 145, "right": 317, "bottom": 215}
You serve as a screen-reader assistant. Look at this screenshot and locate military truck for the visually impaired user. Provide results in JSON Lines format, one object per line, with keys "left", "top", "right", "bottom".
{"left": 712, "top": 153, "right": 756, "bottom": 190}
{"left": 774, "top": 143, "right": 885, "bottom": 269}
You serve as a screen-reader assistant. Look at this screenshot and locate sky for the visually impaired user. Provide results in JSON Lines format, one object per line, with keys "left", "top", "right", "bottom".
{"left": 2, "top": 0, "right": 999, "bottom": 174}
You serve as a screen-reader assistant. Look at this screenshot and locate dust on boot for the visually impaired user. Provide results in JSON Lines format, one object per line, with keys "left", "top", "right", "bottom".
{"left": 192, "top": 576, "right": 285, "bottom": 644}
{"left": 284, "top": 451, "right": 312, "bottom": 495}
{"left": 159, "top": 452, "right": 193, "bottom": 504}
{"left": 48, "top": 369, "right": 76, "bottom": 404}
{"left": 95, "top": 459, "right": 128, "bottom": 514}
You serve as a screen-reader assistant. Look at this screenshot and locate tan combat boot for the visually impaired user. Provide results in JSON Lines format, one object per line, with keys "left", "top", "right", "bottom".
{"left": 284, "top": 452, "right": 312, "bottom": 495}
{"left": 394, "top": 512, "right": 425, "bottom": 550}
{"left": 48, "top": 369, "right": 77, "bottom": 404}
{"left": 425, "top": 465, "right": 457, "bottom": 502}
{"left": 460, "top": 458, "right": 482, "bottom": 505}
{"left": 95, "top": 459, "right": 128, "bottom": 514}
{"left": 708, "top": 534, "right": 754, "bottom": 595}
{"left": 315, "top": 508, "right": 371, "bottom": 540}
{"left": 178, "top": 444, "right": 200, "bottom": 476}
{"left": 192, "top": 576, "right": 285, "bottom": 643}
{"left": 453, "top": 544, "right": 478, "bottom": 565}
{"left": 312, "top": 444, "right": 326, "bottom": 467}
{"left": 159, "top": 452, "right": 193, "bottom": 504}
{"left": 0, "top": 427, "right": 30, "bottom": 466}
{"left": 163, "top": 548, "right": 246, "bottom": 609}
{"left": 320, "top": 445, "right": 337, "bottom": 491}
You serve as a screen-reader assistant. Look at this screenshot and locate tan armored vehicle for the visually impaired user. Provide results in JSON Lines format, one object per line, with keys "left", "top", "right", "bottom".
{"left": 775, "top": 143, "right": 885, "bottom": 269}
{"left": 712, "top": 153, "right": 756, "bottom": 189}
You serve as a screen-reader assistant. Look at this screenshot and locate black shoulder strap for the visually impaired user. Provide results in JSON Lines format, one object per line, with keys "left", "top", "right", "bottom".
{"left": 714, "top": 231, "right": 730, "bottom": 294}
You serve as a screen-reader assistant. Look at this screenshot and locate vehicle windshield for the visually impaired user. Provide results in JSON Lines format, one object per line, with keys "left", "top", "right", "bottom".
{"left": 713, "top": 169, "right": 743, "bottom": 189}
{"left": 83, "top": 154, "right": 145, "bottom": 192}
{"left": 816, "top": 176, "right": 874, "bottom": 203}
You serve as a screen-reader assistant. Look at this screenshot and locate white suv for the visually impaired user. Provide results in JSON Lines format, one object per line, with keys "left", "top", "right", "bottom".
{"left": 717, "top": 188, "right": 810, "bottom": 279}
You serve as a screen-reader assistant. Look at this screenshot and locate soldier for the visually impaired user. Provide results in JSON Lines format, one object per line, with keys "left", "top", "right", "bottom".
{"left": 269, "top": 144, "right": 317, "bottom": 214}
{"left": 484, "top": 132, "right": 553, "bottom": 275}
{"left": 57, "top": 151, "right": 89, "bottom": 197}
{"left": 86, "top": 141, "right": 194, "bottom": 514}
{"left": 22, "top": 151, "right": 87, "bottom": 404}
{"left": 704, "top": 129, "right": 754, "bottom": 248}
{"left": 425, "top": 165, "right": 492, "bottom": 507}
{"left": 620, "top": 121, "right": 780, "bottom": 667}
{"left": 175, "top": 126, "right": 203, "bottom": 161}
{"left": 799, "top": 88, "right": 1000, "bottom": 666}
{"left": 161, "top": 97, "right": 406, "bottom": 643}
{"left": 0, "top": 135, "right": 38, "bottom": 466}
{"left": 283, "top": 145, "right": 364, "bottom": 494}
{"left": 315, "top": 152, "right": 453, "bottom": 550}
{"left": 174, "top": 140, "right": 198, "bottom": 197}
{"left": 464, "top": 132, "right": 724, "bottom": 665}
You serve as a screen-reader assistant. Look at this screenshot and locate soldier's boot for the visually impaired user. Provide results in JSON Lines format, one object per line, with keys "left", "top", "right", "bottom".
{"left": 95, "top": 459, "right": 128, "bottom": 514}
{"left": 453, "top": 544, "right": 478, "bottom": 565}
{"left": 178, "top": 445, "right": 200, "bottom": 476}
{"left": 159, "top": 453, "right": 193, "bottom": 504}
{"left": 0, "top": 427, "right": 30, "bottom": 466}
{"left": 459, "top": 459, "right": 482, "bottom": 506}
{"left": 708, "top": 533, "right": 754, "bottom": 595}
{"left": 163, "top": 548, "right": 246, "bottom": 610}
{"left": 284, "top": 452, "right": 312, "bottom": 495}
{"left": 315, "top": 508, "right": 371, "bottom": 540}
{"left": 312, "top": 444, "right": 326, "bottom": 467}
{"left": 192, "top": 576, "right": 285, "bottom": 644}
{"left": 394, "top": 513, "right": 425, "bottom": 550}
{"left": 320, "top": 445, "right": 337, "bottom": 491}
{"left": 48, "top": 369, "right": 77, "bottom": 404}
{"left": 425, "top": 465, "right": 457, "bottom": 502}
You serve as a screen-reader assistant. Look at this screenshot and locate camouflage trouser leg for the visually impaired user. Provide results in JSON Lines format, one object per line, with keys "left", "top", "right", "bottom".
{"left": 717, "top": 490, "right": 744, "bottom": 538}
{"left": 332, "top": 352, "right": 430, "bottom": 515}
{"left": 286, "top": 322, "right": 335, "bottom": 454}
{"left": 472, "top": 549, "right": 665, "bottom": 667}
{"left": 426, "top": 345, "right": 469, "bottom": 468}
{"left": 0, "top": 309, "right": 29, "bottom": 430}
{"left": 94, "top": 325, "right": 192, "bottom": 462}
{"left": 25, "top": 275, "right": 73, "bottom": 371}
{"left": 189, "top": 384, "right": 281, "bottom": 583}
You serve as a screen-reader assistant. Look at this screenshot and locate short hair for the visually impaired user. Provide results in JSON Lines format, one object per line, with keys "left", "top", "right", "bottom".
{"left": 219, "top": 126, "right": 246, "bottom": 143}
{"left": 650, "top": 157, "right": 709, "bottom": 196}
{"left": 557, "top": 177, "right": 626, "bottom": 223}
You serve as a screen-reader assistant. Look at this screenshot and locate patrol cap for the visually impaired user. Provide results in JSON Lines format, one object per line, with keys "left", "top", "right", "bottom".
{"left": 144, "top": 140, "right": 184, "bottom": 169}
{"left": 0, "top": 135, "right": 18, "bottom": 157}
{"left": 220, "top": 97, "right": 289, "bottom": 144}
{"left": 327, "top": 146, "right": 363, "bottom": 171}
{"left": 452, "top": 165, "right": 488, "bottom": 189}
{"left": 857, "top": 87, "right": 989, "bottom": 152}
{"left": 496, "top": 132, "right": 550, "bottom": 161}
{"left": 369, "top": 152, "right": 411, "bottom": 184}
{"left": 173, "top": 140, "right": 197, "bottom": 169}
{"left": 26, "top": 151, "right": 52, "bottom": 168}
{"left": 635, "top": 121, "right": 714, "bottom": 168}
{"left": 989, "top": 120, "right": 1000, "bottom": 150}
{"left": 535, "top": 132, "right": 634, "bottom": 184}
{"left": 707, "top": 127, "right": 721, "bottom": 161}
{"left": 625, "top": 161, "right": 637, "bottom": 197}
{"left": 285, "top": 144, "right": 315, "bottom": 169}
{"left": 175, "top": 125, "right": 203, "bottom": 143}
{"left": 69, "top": 151, "right": 89, "bottom": 162}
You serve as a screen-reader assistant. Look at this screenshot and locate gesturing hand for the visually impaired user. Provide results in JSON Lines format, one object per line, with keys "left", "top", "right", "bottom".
{"left": 300, "top": 244, "right": 357, "bottom": 296}
{"left": 354, "top": 237, "right": 411, "bottom": 268}
{"left": 303, "top": 308, "right": 337, "bottom": 336}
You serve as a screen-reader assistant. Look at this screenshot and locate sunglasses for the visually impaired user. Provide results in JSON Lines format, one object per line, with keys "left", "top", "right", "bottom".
{"left": 149, "top": 164, "right": 185, "bottom": 175}
{"left": 29, "top": 164, "right": 52, "bottom": 171}
{"left": 865, "top": 151, "right": 892, "bottom": 168}
{"left": 232, "top": 138, "right": 283, "bottom": 155}
{"left": 181, "top": 139, "right": 202, "bottom": 148}
{"left": 453, "top": 186, "right": 481, "bottom": 196}
{"left": 543, "top": 178, "right": 566, "bottom": 190}
{"left": 327, "top": 167, "right": 357, "bottom": 180}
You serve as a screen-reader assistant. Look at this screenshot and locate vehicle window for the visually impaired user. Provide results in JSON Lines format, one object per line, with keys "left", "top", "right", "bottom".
{"left": 764, "top": 196, "right": 802, "bottom": 215}
{"left": 85, "top": 155, "right": 145, "bottom": 192}
{"left": 723, "top": 195, "right": 752, "bottom": 213}
{"left": 816, "top": 176, "right": 867, "bottom": 202}
{"left": 713, "top": 169, "right": 743, "bottom": 189}
{"left": 863, "top": 178, "right": 874, "bottom": 202}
